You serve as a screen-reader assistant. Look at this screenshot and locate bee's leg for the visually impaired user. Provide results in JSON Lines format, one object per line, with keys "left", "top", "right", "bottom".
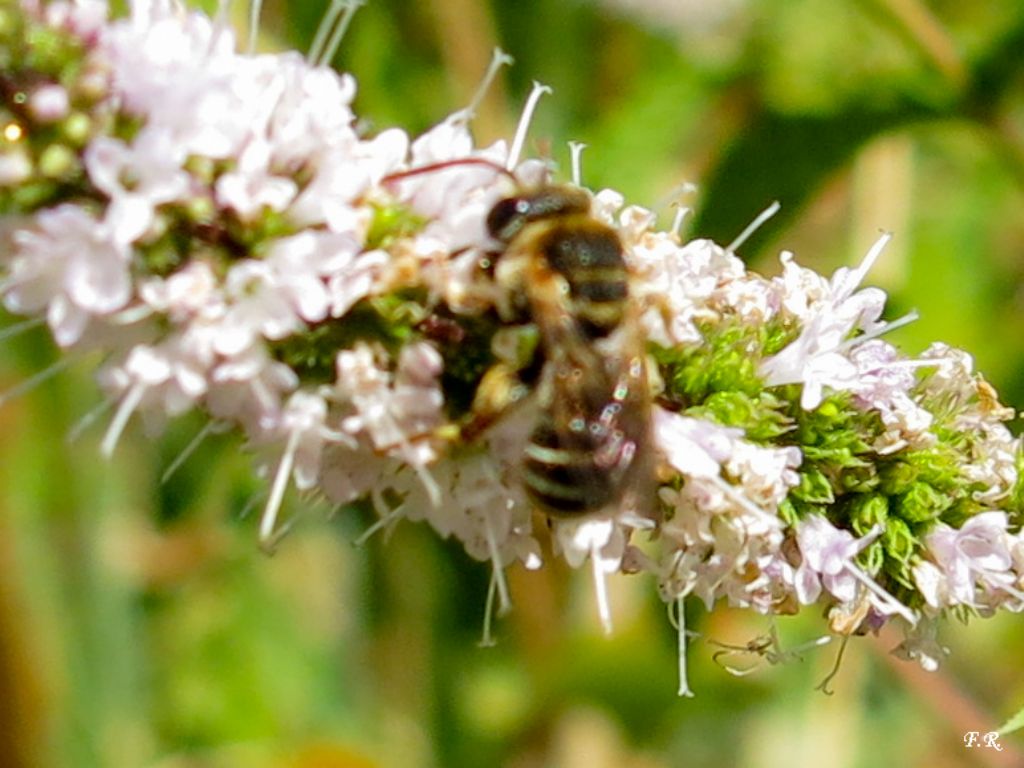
{"left": 461, "top": 362, "right": 531, "bottom": 442}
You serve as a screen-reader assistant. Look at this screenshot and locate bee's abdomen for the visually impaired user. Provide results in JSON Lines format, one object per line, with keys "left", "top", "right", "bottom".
{"left": 541, "top": 220, "right": 628, "bottom": 339}
{"left": 522, "top": 421, "right": 617, "bottom": 516}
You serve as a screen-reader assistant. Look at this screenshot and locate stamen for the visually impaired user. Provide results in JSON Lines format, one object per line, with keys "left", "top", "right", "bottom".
{"left": 837, "top": 311, "right": 920, "bottom": 355}
{"left": 318, "top": 0, "right": 365, "bottom": 69}
{"left": 161, "top": 420, "right": 224, "bottom": 484}
{"left": 66, "top": 398, "right": 114, "bottom": 444}
{"left": 308, "top": 0, "right": 346, "bottom": 65}
{"left": 484, "top": 514, "right": 512, "bottom": 615}
{"left": 568, "top": 141, "right": 587, "bottom": 187}
{"left": 653, "top": 180, "right": 698, "bottom": 216}
{"left": 0, "top": 354, "right": 77, "bottom": 407}
{"left": 840, "top": 231, "right": 892, "bottom": 298}
{"left": 815, "top": 634, "right": 850, "bottom": 695}
{"left": 670, "top": 205, "right": 690, "bottom": 240}
{"left": 259, "top": 428, "right": 300, "bottom": 551}
{"left": 846, "top": 564, "right": 917, "bottom": 625}
{"left": 0, "top": 316, "right": 44, "bottom": 344}
{"left": 980, "top": 571, "right": 1024, "bottom": 604}
{"left": 479, "top": 571, "right": 498, "bottom": 647}
{"left": 353, "top": 504, "right": 404, "bottom": 547}
{"left": 237, "top": 490, "right": 265, "bottom": 520}
{"left": 727, "top": 200, "right": 781, "bottom": 254}
{"left": 591, "top": 540, "right": 613, "bottom": 635}
{"left": 214, "top": 0, "right": 232, "bottom": 40}
{"left": 101, "top": 382, "right": 145, "bottom": 458}
{"left": 506, "top": 81, "right": 552, "bottom": 171}
{"left": 676, "top": 597, "right": 695, "bottom": 697}
{"left": 110, "top": 305, "right": 155, "bottom": 325}
{"left": 412, "top": 459, "right": 442, "bottom": 508}
{"left": 247, "top": 0, "right": 263, "bottom": 54}
{"left": 453, "top": 48, "right": 514, "bottom": 125}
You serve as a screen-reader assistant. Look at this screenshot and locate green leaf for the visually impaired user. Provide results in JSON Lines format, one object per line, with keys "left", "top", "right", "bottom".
{"left": 998, "top": 702, "right": 1024, "bottom": 736}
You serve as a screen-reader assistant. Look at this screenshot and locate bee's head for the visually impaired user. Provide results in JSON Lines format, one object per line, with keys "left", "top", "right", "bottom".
{"left": 486, "top": 196, "right": 532, "bottom": 242}
{"left": 486, "top": 186, "right": 592, "bottom": 243}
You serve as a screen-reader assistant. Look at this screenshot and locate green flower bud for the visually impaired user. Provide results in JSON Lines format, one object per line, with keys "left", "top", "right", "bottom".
{"left": 847, "top": 493, "right": 888, "bottom": 537}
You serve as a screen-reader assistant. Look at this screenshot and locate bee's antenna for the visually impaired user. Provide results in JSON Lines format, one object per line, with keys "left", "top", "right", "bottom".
{"left": 381, "top": 157, "right": 516, "bottom": 188}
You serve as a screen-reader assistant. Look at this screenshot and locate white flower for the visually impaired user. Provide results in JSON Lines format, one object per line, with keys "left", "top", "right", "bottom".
{"left": 794, "top": 514, "right": 916, "bottom": 624}
{"left": 334, "top": 341, "right": 444, "bottom": 464}
{"left": 215, "top": 137, "right": 298, "bottom": 219}
{"left": 139, "top": 260, "right": 223, "bottom": 321}
{"left": 207, "top": 345, "right": 298, "bottom": 434}
{"left": 29, "top": 83, "right": 70, "bottom": 122}
{"left": 892, "top": 618, "right": 949, "bottom": 671}
{"left": 0, "top": 151, "right": 32, "bottom": 187}
{"left": 3, "top": 205, "right": 132, "bottom": 346}
{"left": 847, "top": 340, "right": 933, "bottom": 435}
{"left": 214, "top": 254, "right": 324, "bottom": 356}
{"left": 289, "top": 128, "right": 408, "bottom": 231}
{"left": 760, "top": 239, "right": 892, "bottom": 409}
{"left": 923, "top": 511, "right": 1024, "bottom": 609}
{"left": 794, "top": 515, "right": 879, "bottom": 604}
{"left": 84, "top": 129, "right": 192, "bottom": 244}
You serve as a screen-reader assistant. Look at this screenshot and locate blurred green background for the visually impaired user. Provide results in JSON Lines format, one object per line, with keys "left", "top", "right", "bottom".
{"left": 3, "top": 0, "right": 1024, "bottom": 766}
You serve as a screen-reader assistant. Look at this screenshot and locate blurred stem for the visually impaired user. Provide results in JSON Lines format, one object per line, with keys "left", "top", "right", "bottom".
{"left": 423, "top": 0, "right": 510, "bottom": 143}
{"left": 0, "top": 517, "right": 48, "bottom": 768}
{"left": 872, "top": 626, "right": 1024, "bottom": 768}
{"left": 985, "top": 112, "right": 1024, "bottom": 191}
{"left": 857, "top": 0, "right": 967, "bottom": 91}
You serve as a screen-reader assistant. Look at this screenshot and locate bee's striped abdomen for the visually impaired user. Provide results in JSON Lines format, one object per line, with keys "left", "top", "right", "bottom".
{"left": 522, "top": 420, "right": 617, "bottom": 516}
{"left": 540, "top": 219, "right": 629, "bottom": 339}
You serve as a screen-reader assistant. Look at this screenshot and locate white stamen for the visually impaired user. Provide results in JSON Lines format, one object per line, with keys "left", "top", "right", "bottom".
{"left": 727, "top": 200, "right": 781, "bottom": 254}
{"left": 453, "top": 48, "right": 514, "bottom": 125}
{"left": 0, "top": 354, "right": 77, "bottom": 407}
{"left": 479, "top": 571, "right": 498, "bottom": 648}
{"left": 214, "top": 0, "right": 232, "bottom": 38}
{"left": 101, "top": 382, "right": 145, "bottom": 458}
{"left": 653, "top": 180, "right": 698, "bottom": 216}
{"left": 0, "top": 316, "right": 44, "bottom": 344}
{"left": 484, "top": 514, "right": 511, "bottom": 615}
{"left": 838, "top": 311, "right": 920, "bottom": 354}
{"left": 247, "top": 0, "right": 263, "bottom": 54}
{"left": 846, "top": 564, "right": 917, "bottom": 625}
{"left": 506, "top": 81, "right": 552, "bottom": 171}
{"left": 980, "top": 572, "right": 1024, "bottom": 604}
{"left": 318, "top": 0, "right": 364, "bottom": 68}
{"left": 354, "top": 504, "right": 404, "bottom": 547}
{"left": 237, "top": 491, "right": 265, "bottom": 520}
{"left": 839, "top": 231, "right": 892, "bottom": 298}
{"left": 710, "top": 474, "right": 771, "bottom": 522}
{"left": 308, "top": 0, "right": 346, "bottom": 65}
{"left": 111, "top": 305, "right": 155, "bottom": 325}
{"left": 591, "top": 540, "right": 613, "bottom": 635}
{"left": 66, "top": 398, "right": 114, "bottom": 444}
{"left": 161, "top": 420, "right": 224, "bottom": 484}
{"left": 259, "top": 428, "right": 300, "bottom": 551}
{"left": 677, "top": 597, "right": 694, "bottom": 697}
{"left": 569, "top": 141, "right": 587, "bottom": 187}
{"left": 412, "top": 460, "right": 442, "bottom": 508}
{"left": 670, "top": 205, "right": 690, "bottom": 240}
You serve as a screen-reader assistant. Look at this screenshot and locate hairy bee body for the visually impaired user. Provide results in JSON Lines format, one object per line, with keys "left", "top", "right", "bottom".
{"left": 485, "top": 185, "right": 652, "bottom": 519}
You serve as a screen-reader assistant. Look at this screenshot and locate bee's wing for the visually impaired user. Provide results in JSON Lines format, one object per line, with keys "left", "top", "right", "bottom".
{"left": 524, "top": 257, "right": 659, "bottom": 524}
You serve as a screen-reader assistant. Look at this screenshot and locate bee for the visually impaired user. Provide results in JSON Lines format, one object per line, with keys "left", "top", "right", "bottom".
{"left": 385, "top": 160, "right": 655, "bottom": 519}
{"left": 480, "top": 180, "right": 657, "bottom": 519}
